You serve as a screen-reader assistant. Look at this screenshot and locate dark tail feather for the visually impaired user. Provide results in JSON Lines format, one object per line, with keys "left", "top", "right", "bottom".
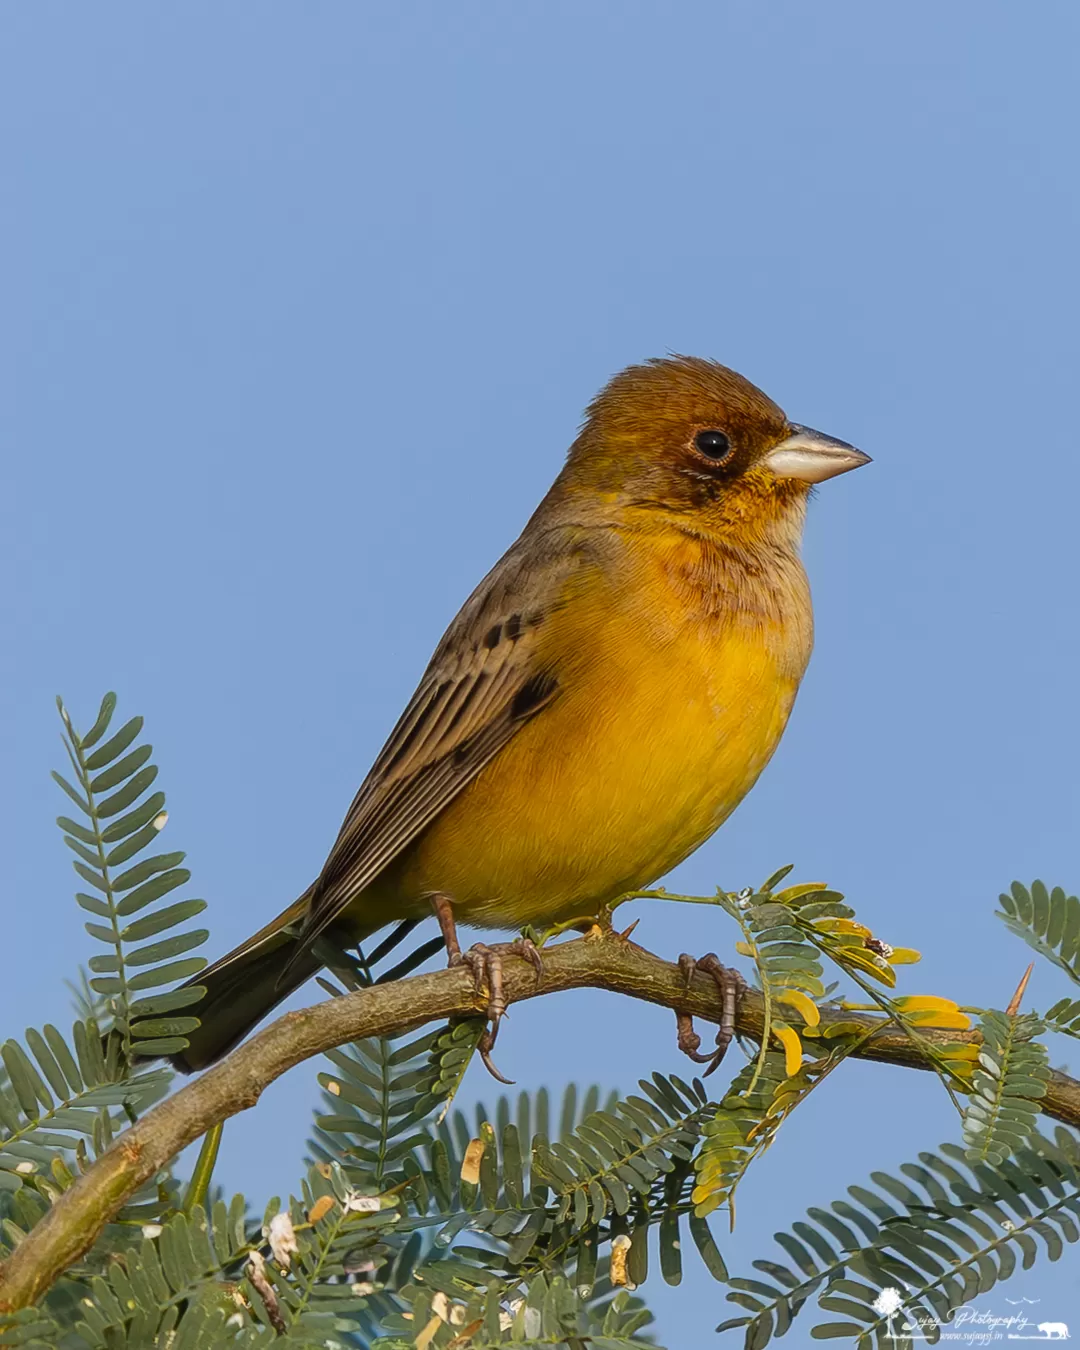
{"left": 164, "top": 890, "right": 343, "bottom": 1073}
{"left": 167, "top": 934, "right": 323, "bottom": 1073}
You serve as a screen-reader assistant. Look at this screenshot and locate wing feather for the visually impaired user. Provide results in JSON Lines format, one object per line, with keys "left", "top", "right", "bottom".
{"left": 295, "top": 528, "right": 591, "bottom": 952}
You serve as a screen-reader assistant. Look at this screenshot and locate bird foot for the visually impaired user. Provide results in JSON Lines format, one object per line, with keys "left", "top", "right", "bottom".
{"left": 429, "top": 894, "right": 544, "bottom": 1082}
{"left": 676, "top": 952, "right": 746, "bottom": 1077}
{"left": 457, "top": 938, "right": 544, "bottom": 1083}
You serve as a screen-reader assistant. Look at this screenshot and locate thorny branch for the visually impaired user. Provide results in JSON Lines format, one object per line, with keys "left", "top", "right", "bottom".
{"left": 2, "top": 930, "right": 1080, "bottom": 1312}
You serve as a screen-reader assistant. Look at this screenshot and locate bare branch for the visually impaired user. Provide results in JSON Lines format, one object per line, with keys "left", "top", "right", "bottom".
{"left": 2, "top": 930, "right": 1079, "bottom": 1312}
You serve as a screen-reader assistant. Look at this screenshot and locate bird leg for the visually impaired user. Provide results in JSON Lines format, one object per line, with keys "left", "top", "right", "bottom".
{"left": 429, "top": 894, "right": 544, "bottom": 1082}
{"left": 431, "top": 892, "right": 463, "bottom": 964}
{"left": 676, "top": 952, "right": 746, "bottom": 1077}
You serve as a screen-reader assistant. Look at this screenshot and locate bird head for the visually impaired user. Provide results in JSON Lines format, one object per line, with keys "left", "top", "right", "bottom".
{"left": 558, "top": 355, "right": 869, "bottom": 543}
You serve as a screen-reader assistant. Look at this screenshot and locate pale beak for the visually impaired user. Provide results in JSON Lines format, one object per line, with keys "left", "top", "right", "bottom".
{"left": 762, "top": 424, "right": 871, "bottom": 483}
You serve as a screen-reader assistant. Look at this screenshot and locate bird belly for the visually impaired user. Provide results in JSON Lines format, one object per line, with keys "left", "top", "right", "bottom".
{"left": 367, "top": 614, "right": 805, "bottom": 932}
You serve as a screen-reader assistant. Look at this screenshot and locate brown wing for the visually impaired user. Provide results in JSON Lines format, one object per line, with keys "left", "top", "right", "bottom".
{"left": 295, "top": 527, "right": 593, "bottom": 952}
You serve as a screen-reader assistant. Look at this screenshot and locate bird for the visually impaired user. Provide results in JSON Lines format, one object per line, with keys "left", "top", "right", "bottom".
{"left": 171, "top": 356, "right": 869, "bottom": 1074}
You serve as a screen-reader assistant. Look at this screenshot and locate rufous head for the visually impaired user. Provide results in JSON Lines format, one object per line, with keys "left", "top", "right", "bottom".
{"left": 557, "top": 356, "right": 868, "bottom": 536}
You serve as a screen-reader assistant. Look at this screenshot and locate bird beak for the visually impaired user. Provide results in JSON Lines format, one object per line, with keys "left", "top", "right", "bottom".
{"left": 763, "top": 424, "right": 871, "bottom": 483}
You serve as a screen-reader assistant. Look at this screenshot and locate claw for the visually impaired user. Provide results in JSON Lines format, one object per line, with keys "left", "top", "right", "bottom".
{"left": 463, "top": 944, "right": 513, "bottom": 1082}
{"left": 675, "top": 1011, "right": 704, "bottom": 1058}
{"left": 478, "top": 1032, "right": 515, "bottom": 1085}
{"left": 429, "top": 895, "right": 545, "bottom": 1082}
{"left": 515, "top": 935, "right": 545, "bottom": 982}
{"left": 464, "top": 943, "right": 505, "bottom": 1016}
{"left": 458, "top": 936, "right": 548, "bottom": 1085}
{"left": 677, "top": 952, "right": 746, "bottom": 1077}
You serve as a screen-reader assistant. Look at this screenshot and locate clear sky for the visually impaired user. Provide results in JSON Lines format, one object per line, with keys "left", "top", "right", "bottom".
{"left": 4, "top": 3, "right": 1080, "bottom": 1341}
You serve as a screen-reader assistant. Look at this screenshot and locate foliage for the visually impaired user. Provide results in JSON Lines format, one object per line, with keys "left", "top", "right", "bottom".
{"left": 689, "top": 870, "right": 975, "bottom": 1227}
{"left": 0, "top": 1018, "right": 166, "bottom": 1199}
{"left": 67, "top": 1198, "right": 252, "bottom": 1348}
{"left": 712, "top": 871, "right": 1080, "bottom": 1347}
{"left": 53, "top": 694, "right": 210, "bottom": 1066}
{"left": 1, "top": 696, "right": 1079, "bottom": 1349}
{"left": 375, "top": 1276, "right": 654, "bottom": 1349}
{"left": 997, "top": 880, "right": 1080, "bottom": 983}
{"left": 1043, "top": 997, "right": 1080, "bottom": 1039}
{"left": 716, "top": 1134, "right": 1080, "bottom": 1348}
{"left": 960, "top": 1010, "right": 1049, "bottom": 1166}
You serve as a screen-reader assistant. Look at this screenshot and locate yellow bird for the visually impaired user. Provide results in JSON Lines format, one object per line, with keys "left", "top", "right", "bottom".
{"left": 174, "top": 356, "right": 868, "bottom": 1072}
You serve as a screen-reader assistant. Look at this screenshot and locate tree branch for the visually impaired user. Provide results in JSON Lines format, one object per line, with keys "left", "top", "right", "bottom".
{"left": 2, "top": 931, "right": 1079, "bottom": 1312}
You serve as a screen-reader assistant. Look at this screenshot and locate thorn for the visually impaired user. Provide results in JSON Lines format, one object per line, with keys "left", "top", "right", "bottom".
{"left": 618, "top": 918, "right": 640, "bottom": 941}
{"left": 1006, "top": 963, "right": 1035, "bottom": 1017}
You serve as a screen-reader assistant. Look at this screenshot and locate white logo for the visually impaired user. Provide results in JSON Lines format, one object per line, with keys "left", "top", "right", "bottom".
{"left": 871, "top": 1287, "right": 1070, "bottom": 1342}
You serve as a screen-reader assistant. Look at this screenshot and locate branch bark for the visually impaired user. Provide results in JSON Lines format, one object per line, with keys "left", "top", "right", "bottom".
{"left": 2, "top": 931, "right": 1079, "bottom": 1312}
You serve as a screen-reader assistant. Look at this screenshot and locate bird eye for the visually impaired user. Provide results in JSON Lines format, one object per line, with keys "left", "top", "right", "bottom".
{"left": 694, "top": 429, "right": 732, "bottom": 461}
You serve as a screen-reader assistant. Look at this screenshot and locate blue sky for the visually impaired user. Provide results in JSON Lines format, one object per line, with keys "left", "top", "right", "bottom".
{"left": 4, "top": 2, "right": 1080, "bottom": 1340}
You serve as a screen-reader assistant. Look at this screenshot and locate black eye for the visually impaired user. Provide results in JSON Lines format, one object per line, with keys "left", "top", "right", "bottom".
{"left": 694, "top": 429, "right": 732, "bottom": 460}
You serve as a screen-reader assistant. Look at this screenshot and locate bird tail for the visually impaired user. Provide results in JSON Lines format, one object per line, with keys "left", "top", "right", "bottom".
{"left": 166, "top": 891, "right": 373, "bottom": 1074}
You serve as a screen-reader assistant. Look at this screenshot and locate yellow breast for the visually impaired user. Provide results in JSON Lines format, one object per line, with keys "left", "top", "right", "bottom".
{"left": 368, "top": 522, "right": 813, "bottom": 931}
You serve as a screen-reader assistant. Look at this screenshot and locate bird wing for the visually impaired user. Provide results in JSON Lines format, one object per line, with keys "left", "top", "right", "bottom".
{"left": 296, "top": 527, "right": 594, "bottom": 952}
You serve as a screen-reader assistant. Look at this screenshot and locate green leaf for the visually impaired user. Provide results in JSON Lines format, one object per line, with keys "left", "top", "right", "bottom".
{"left": 44, "top": 1025, "right": 83, "bottom": 1095}
{"left": 111, "top": 852, "right": 187, "bottom": 893}
{"left": 130, "top": 1018, "right": 201, "bottom": 1039}
{"left": 100, "top": 791, "right": 167, "bottom": 843}
{"left": 659, "top": 1209, "right": 682, "bottom": 1286}
{"left": 76, "top": 894, "right": 112, "bottom": 919}
{"left": 689, "top": 1212, "right": 728, "bottom": 1281}
{"left": 83, "top": 716, "right": 144, "bottom": 771}
{"left": 115, "top": 869, "right": 190, "bottom": 916}
{"left": 96, "top": 765, "right": 159, "bottom": 819}
{"left": 129, "top": 987, "right": 207, "bottom": 1018}
{"left": 89, "top": 743, "right": 154, "bottom": 794}
{"left": 57, "top": 815, "right": 98, "bottom": 846}
{"left": 1, "top": 1042, "right": 51, "bottom": 1116}
{"left": 51, "top": 771, "right": 90, "bottom": 817}
{"left": 122, "top": 901, "right": 207, "bottom": 945}
{"left": 72, "top": 861, "right": 108, "bottom": 894}
{"left": 76, "top": 692, "right": 118, "bottom": 749}
{"left": 126, "top": 931, "right": 208, "bottom": 967}
{"left": 89, "top": 977, "right": 125, "bottom": 995}
{"left": 63, "top": 834, "right": 103, "bottom": 868}
{"left": 104, "top": 819, "right": 168, "bottom": 867}
{"left": 127, "top": 958, "right": 207, "bottom": 990}
{"left": 23, "top": 1030, "right": 67, "bottom": 1102}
